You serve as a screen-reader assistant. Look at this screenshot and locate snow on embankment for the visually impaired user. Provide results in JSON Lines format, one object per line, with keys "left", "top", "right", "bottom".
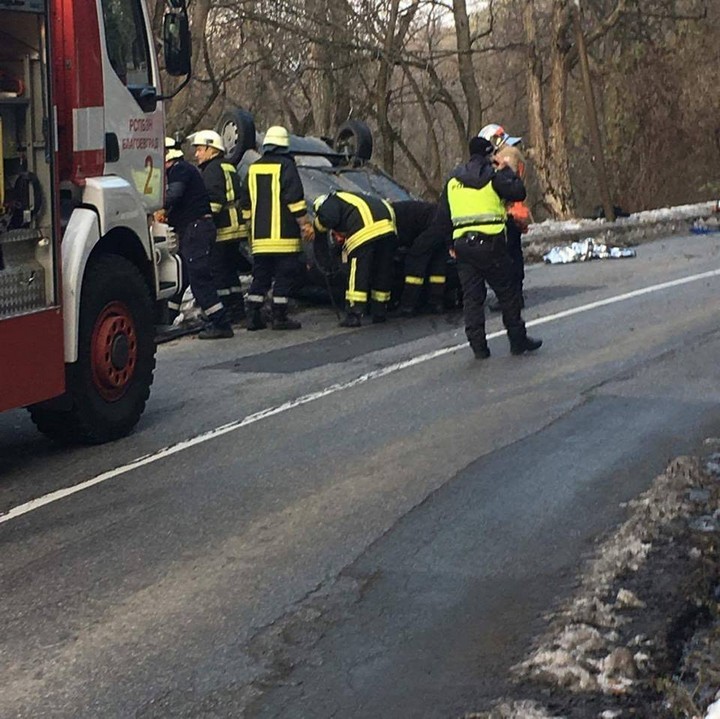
{"left": 523, "top": 201, "right": 717, "bottom": 263}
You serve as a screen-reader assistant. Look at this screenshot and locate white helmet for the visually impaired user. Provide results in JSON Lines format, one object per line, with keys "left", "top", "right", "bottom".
{"left": 478, "top": 123, "right": 520, "bottom": 150}
{"left": 263, "top": 125, "right": 290, "bottom": 148}
{"left": 188, "top": 129, "right": 225, "bottom": 153}
{"left": 313, "top": 194, "right": 329, "bottom": 214}
{"left": 164, "top": 136, "right": 183, "bottom": 162}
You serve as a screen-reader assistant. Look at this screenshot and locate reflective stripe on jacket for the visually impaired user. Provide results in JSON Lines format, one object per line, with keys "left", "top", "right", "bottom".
{"left": 242, "top": 153, "right": 306, "bottom": 254}
{"left": 446, "top": 178, "right": 507, "bottom": 239}
{"left": 315, "top": 192, "right": 396, "bottom": 254}
{"left": 200, "top": 156, "right": 247, "bottom": 242}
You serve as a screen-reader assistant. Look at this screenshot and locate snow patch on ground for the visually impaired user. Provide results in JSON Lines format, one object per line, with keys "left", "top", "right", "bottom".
{"left": 469, "top": 454, "right": 720, "bottom": 718}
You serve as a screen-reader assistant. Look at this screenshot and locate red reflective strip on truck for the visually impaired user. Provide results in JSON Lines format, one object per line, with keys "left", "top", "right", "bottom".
{"left": 0, "top": 310, "right": 65, "bottom": 412}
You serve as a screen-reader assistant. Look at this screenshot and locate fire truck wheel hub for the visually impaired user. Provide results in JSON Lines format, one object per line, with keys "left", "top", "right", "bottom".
{"left": 91, "top": 301, "right": 138, "bottom": 402}
{"left": 111, "top": 334, "right": 130, "bottom": 369}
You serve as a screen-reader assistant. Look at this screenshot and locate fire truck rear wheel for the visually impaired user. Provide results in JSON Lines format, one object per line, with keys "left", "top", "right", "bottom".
{"left": 29, "top": 254, "right": 156, "bottom": 444}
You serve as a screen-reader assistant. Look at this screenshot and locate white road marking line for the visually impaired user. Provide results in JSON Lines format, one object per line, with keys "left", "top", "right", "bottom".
{"left": 3, "top": 268, "right": 720, "bottom": 526}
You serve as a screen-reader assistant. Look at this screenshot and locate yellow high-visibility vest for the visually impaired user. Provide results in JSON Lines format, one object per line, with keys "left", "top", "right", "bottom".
{"left": 447, "top": 178, "right": 506, "bottom": 239}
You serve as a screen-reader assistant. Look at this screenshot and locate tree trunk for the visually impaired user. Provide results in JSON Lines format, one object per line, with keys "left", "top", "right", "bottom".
{"left": 452, "top": 0, "right": 482, "bottom": 138}
{"left": 523, "top": 0, "right": 575, "bottom": 218}
{"left": 375, "top": 0, "right": 401, "bottom": 172}
{"left": 306, "top": 0, "right": 339, "bottom": 137}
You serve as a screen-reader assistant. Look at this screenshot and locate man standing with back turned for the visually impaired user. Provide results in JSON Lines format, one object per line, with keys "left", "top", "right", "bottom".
{"left": 240, "top": 125, "right": 314, "bottom": 331}
{"left": 436, "top": 136, "right": 542, "bottom": 359}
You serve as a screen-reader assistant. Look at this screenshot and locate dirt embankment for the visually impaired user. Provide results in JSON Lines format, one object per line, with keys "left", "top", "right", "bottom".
{"left": 466, "top": 442, "right": 720, "bottom": 719}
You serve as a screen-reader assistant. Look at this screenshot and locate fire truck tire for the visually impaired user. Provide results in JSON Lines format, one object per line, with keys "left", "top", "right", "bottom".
{"left": 218, "top": 108, "right": 256, "bottom": 166}
{"left": 334, "top": 120, "right": 373, "bottom": 165}
{"left": 29, "top": 255, "right": 156, "bottom": 444}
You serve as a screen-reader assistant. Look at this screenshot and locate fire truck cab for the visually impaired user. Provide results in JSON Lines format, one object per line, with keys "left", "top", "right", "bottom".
{"left": 0, "top": 0, "right": 190, "bottom": 442}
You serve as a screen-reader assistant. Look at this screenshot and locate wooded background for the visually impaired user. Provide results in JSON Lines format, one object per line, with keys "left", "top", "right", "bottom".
{"left": 153, "top": 0, "right": 718, "bottom": 221}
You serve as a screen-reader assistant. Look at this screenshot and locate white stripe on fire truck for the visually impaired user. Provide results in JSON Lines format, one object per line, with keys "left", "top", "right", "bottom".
{"left": 72, "top": 106, "right": 105, "bottom": 152}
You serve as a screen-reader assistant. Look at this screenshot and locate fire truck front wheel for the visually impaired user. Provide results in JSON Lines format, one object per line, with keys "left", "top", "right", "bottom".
{"left": 30, "top": 255, "right": 156, "bottom": 444}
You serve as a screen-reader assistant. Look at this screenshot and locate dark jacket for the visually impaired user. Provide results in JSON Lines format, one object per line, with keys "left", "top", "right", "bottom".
{"left": 240, "top": 151, "right": 307, "bottom": 254}
{"left": 165, "top": 159, "right": 211, "bottom": 234}
{"left": 391, "top": 200, "right": 451, "bottom": 249}
{"left": 314, "top": 192, "right": 396, "bottom": 254}
{"left": 436, "top": 154, "right": 526, "bottom": 232}
{"left": 199, "top": 155, "right": 246, "bottom": 242}
{"left": 391, "top": 201, "right": 436, "bottom": 247}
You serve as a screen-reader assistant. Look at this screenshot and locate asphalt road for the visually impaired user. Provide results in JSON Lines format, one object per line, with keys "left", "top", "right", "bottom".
{"left": 1, "top": 233, "right": 720, "bottom": 718}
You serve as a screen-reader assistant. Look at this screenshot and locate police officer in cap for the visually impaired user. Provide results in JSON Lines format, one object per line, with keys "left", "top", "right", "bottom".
{"left": 159, "top": 137, "right": 233, "bottom": 339}
{"left": 436, "top": 135, "right": 542, "bottom": 359}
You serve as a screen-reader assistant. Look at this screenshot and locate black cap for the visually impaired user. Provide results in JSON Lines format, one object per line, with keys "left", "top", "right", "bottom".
{"left": 469, "top": 136, "right": 493, "bottom": 157}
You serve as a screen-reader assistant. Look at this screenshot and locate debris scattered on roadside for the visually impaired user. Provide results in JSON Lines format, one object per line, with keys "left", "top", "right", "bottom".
{"left": 691, "top": 217, "right": 720, "bottom": 234}
{"left": 543, "top": 239, "right": 637, "bottom": 264}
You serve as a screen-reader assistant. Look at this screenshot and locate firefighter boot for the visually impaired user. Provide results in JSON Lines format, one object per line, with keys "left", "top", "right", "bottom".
{"left": 371, "top": 300, "right": 387, "bottom": 324}
{"left": 198, "top": 308, "right": 234, "bottom": 340}
{"left": 245, "top": 301, "right": 267, "bottom": 331}
{"left": 471, "top": 340, "right": 491, "bottom": 360}
{"left": 339, "top": 312, "right": 362, "bottom": 328}
{"left": 398, "top": 284, "right": 420, "bottom": 317}
{"left": 507, "top": 326, "right": 542, "bottom": 355}
{"left": 271, "top": 303, "right": 301, "bottom": 330}
{"left": 426, "top": 283, "right": 446, "bottom": 314}
{"left": 228, "top": 295, "right": 247, "bottom": 323}
{"left": 198, "top": 323, "right": 234, "bottom": 340}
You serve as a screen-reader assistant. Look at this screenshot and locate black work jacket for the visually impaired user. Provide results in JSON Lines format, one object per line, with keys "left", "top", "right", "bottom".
{"left": 314, "top": 192, "right": 396, "bottom": 254}
{"left": 240, "top": 152, "right": 307, "bottom": 254}
{"left": 165, "top": 159, "right": 211, "bottom": 234}
{"left": 199, "top": 155, "right": 247, "bottom": 242}
{"left": 436, "top": 154, "right": 526, "bottom": 241}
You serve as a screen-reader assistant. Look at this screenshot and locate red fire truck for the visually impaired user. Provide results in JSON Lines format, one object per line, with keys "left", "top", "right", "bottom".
{"left": 0, "top": 0, "right": 191, "bottom": 442}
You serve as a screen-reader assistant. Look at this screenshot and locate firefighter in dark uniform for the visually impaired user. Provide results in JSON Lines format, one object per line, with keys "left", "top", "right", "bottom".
{"left": 240, "top": 126, "right": 314, "bottom": 331}
{"left": 190, "top": 130, "right": 247, "bottom": 323}
{"left": 392, "top": 200, "right": 452, "bottom": 316}
{"left": 436, "top": 136, "right": 542, "bottom": 358}
{"left": 159, "top": 137, "right": 233, "bottom": 340}
{"left": 312, "top": 191, "right": 397, "bottom": 327}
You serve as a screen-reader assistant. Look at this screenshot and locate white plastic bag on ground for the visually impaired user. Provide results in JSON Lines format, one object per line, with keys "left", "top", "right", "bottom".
{"left": 543, "top": 238, "right": 636, "bottom": 264}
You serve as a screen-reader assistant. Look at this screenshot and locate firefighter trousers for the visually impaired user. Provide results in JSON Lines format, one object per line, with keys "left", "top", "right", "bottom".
{"left": 345, "top": 234, "right": 395, "bottom": 316}
{"left": 169, "top": 218, "right": 229, "bottom": 327}
{"left": 453, "top": 230, "right": 524, "bottom": 352}
{"left": 210, "top": 238, "right": 244, "bottom": 303}
{"left": 400, "top": 225, "right": 448, "bottom": 310}
{"left": 246, "top": 253, "right": 302, "bottom": 307}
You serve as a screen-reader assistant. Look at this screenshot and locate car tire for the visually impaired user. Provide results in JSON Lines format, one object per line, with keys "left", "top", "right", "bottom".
{"left": 218, "top": 108, "right": 256, "bottom": 166}
{"left": 334, "top": 120, "right": 373, "bottom": 165}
